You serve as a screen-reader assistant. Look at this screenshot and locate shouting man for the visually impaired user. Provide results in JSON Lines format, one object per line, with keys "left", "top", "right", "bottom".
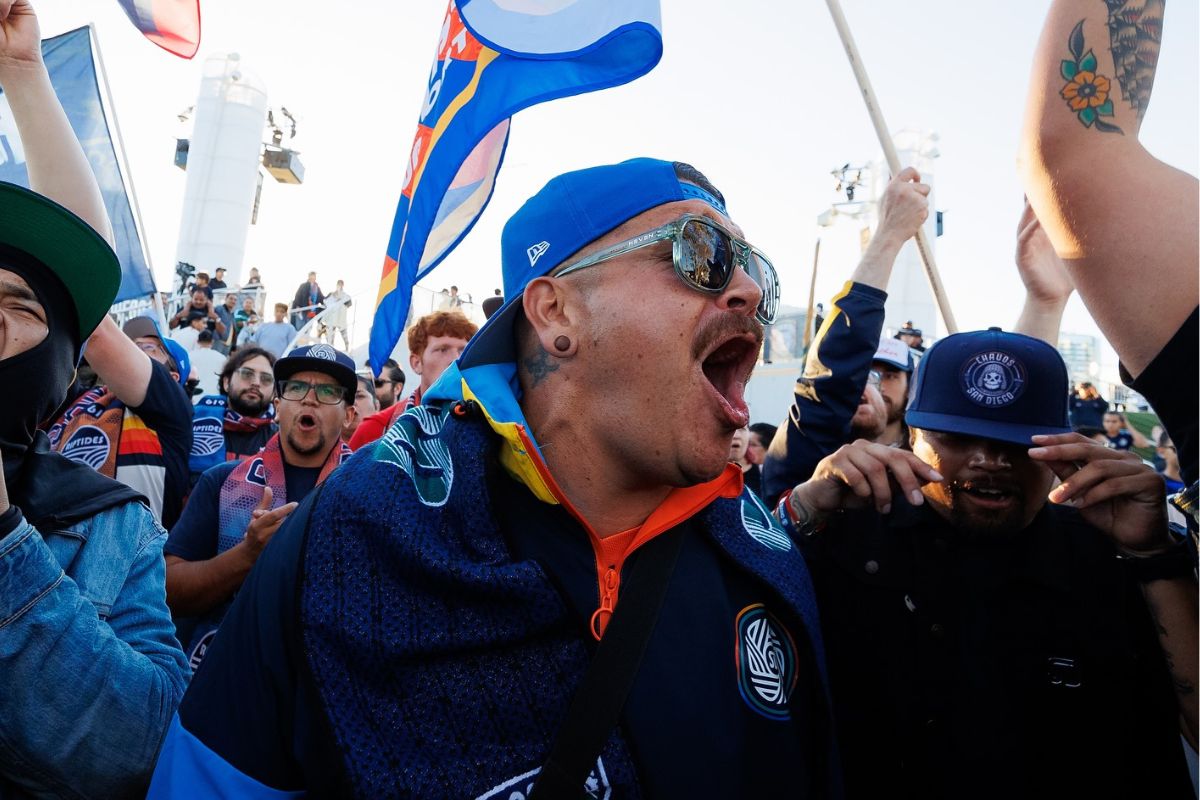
{"left": 150, "top": 159, "right": 838, "bottom": 797}
{"left": 163, "top": 344, "right": 354, "bottom": 669}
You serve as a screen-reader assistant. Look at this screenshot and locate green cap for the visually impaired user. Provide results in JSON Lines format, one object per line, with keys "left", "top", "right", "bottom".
{"left": 0, "top": 182, "right": 122, "bottom": 338}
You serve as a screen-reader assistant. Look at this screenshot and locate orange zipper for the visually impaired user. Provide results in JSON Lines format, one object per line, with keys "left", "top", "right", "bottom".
{"left": 513, "top": 425, "right": 743, "bottom": 641}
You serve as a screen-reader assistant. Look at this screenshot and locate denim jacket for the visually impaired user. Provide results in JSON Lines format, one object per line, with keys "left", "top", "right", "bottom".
{"left": 0, "top": 500, "right": 189, "bottom": 799}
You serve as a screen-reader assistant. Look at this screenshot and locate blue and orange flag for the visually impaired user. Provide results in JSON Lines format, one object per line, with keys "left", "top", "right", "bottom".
{"left": 368, "top": 0, "right": 662, "bottom": 373}
{"left": 115, "top": 0, "right": 201, "bottom": 59}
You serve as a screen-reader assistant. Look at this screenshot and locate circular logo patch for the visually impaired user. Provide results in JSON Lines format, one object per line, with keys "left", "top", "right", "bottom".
{"left": 961, "top": 351, "right": 1026, "bottom": 408}
{"left": 308, "top": 344, "right": 338, "bottom": 361}
{"left": 735, "top": 604, "right": 798, "bottom": 720}
{"left": 61, "top": 425, "right": 110, "bottom": 470}
{"left": 192, "top": 417, "right": 225, "bottom": 457}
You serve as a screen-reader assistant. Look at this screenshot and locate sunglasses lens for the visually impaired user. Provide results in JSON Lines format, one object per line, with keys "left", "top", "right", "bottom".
{"left": 678, "top": 219, "right": 734, "bottom": 291}
{"left": 749, "top": 250, "right": 779, "bottom": 324}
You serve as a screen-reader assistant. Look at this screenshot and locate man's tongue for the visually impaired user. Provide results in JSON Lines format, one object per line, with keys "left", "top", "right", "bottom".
{"left": 703, "top": 356, "right": 750, "bottom": 427}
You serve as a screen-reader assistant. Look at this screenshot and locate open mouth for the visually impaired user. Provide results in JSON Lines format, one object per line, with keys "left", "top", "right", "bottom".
{"left": 700, "top": 333, "right": 759, "bottom": 428}
{"left": 954, "top": 480, "right": 1021, "bottom": 508}
{"left": 296, "top": 412, "right": 318, "bottom": 432}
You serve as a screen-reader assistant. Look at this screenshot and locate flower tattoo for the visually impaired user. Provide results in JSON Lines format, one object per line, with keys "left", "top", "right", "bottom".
{"left": 1061, "top": 20, "right": 1123, "bottom": 134}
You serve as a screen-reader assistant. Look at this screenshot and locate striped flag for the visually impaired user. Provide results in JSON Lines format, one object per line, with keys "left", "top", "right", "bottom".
{"left": 368, "top": 0, "right": 663, "bottom": 373}
{"left": 115, "top": 0, "right": 200, "bottom": 59}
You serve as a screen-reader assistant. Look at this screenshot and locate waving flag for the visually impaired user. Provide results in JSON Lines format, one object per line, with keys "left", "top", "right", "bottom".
{"left": 0, "top": 27, "right": 156, "bottom": 301}
{"left": 368, "top": 0, "right": 663, "bottom": 372}
{"left": 116, "top": 0, "right": 201, "bottom": 59}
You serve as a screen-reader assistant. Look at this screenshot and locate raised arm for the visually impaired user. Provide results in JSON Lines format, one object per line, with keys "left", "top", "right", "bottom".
{"left": 1013, "top": 200, "right": 1074, "bottom": 344}
{"left": 0, "top": 0, "right": 153, "bottom": 404}
{"left": 1018, "top": 0, "right": 1197, "bottom": 375}
{"left": 761, "top": 169, "right": 929, "bottom": 501}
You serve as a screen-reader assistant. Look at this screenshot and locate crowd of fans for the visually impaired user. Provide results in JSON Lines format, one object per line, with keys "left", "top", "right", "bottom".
{"left": 0, "top": 0, "right": 1195, "bottom": 797}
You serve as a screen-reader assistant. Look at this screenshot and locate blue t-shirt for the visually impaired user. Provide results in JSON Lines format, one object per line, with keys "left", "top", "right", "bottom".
{"left": 131, "top": 361, "right": 194, "bottom": 529}
{"left": 1106, "top": 431, "right": 1135, "bottom": 451}
{"left": 166, "top": 458, "right": 321, "bottom": 667}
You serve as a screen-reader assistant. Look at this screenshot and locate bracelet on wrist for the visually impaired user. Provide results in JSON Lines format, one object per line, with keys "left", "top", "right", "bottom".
{"left": 1116, "top": 536, "right": 1197, "bottom": 583}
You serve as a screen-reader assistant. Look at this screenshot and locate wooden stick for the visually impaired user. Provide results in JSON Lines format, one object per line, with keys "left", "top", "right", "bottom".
{"left": 823, "top": 0, "right": 959, "bottom": 333}
{"left": 803, "top": 238, "right": 821, "bottom": 351}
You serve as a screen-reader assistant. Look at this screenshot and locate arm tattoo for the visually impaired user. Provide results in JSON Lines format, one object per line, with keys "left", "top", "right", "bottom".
{"left": 1145, "top": 594, "right": 1197, "bottom": 697}
{"left": 1060, "top": 21, "right": 1124, "bottom": 134}
{"left": 1104, "top": 0, "right": 1165, "bottom": 123}
{"left": 521, "top": 348, "right": 560, "bottom": 387}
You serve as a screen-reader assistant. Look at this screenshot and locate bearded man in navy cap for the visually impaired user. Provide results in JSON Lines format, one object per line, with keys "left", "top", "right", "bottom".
{"left": 781, "top": 328, "right": 1197, "bottom": 799}
{"left": 150, "top": 159, "right": 841, "bottom": 798}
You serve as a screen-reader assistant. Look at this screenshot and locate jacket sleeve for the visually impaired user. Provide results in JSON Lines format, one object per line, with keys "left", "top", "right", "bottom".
{"left": 149, "top": 493, "right": 319, "bottom": 798}
{"left": 0, "top": 503, "right": 189, "bottom": 799}
{"left": 762, "top": 281, "right": 887, "bottom": 502}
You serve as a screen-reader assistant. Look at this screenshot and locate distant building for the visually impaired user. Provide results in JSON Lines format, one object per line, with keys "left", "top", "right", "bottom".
{"left": 1057, "top": 332, "right": 1099, "bottom": 385}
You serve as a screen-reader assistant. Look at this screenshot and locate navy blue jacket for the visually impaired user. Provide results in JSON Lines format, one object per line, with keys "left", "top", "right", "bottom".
{"left": 763, "top": 281, "right": 887, "bottom": 501}
{"left": 150, "top": 400, "right": 840, "bottom": 798}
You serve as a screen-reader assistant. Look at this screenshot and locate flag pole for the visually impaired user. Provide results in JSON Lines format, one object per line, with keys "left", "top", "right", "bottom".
{"left": 822, "top": 0, "right": 958, "bottom": 333}
{"left": 803, "top": 238, "right": 820, "bottom": 351}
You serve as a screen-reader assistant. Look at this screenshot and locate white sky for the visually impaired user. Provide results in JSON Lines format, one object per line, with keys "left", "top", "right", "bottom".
{"left": 36, "top": 0, "right": 1200, "bottom": 377}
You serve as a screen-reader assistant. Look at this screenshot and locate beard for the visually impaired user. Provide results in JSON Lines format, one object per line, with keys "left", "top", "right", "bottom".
{"left": 883, "top": 396, "right": 905, "bottom": 425}
{"left": 286, "top": 427, "right": 328, "bottom": 457}
{"left": 943, "top": 480, "right": 1032, "bottom": 540}
{"left": 229, "top": 386, "right": 270, "bottom": 417}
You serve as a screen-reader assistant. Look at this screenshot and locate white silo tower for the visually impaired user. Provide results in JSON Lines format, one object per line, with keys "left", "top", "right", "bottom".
{"left": 174, "top": 54, "right": 267, "bottom": 286}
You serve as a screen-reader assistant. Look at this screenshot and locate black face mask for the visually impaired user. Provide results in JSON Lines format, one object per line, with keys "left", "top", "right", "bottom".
{"left": 0, "top": 245, "right": 80, "bottom": 489}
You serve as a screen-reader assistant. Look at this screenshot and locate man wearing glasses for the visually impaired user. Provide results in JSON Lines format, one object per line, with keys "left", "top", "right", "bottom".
{"left": 151, "top": 159, "right": 840, "bottom": 797}
{"left": 188, "top": 345, "right": 280, "bottom": 484}
{"left": 163, "top": 344, "right": 354, "bottom": 670}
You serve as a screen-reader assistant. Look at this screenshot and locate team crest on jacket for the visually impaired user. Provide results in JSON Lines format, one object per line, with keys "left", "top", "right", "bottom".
{"left": 735, "top": 604, "right": 799, "bottom": 720}
{"left": 740, "top": 493, "right": 791, "bottom": 551}
{"left": 60, "top": 425, "right": 110, "bottom": 470}
{"left": 475, "top": 757, "right": 610, "bottom": 800}
{"left": 191, "top": 416, "right": 225, "bottom": 457}
{"left": 961, "top": 351, "right": 1026, "bottom": 407}
{"left": 375, "top": 405, "right": 453, "bottom": 506}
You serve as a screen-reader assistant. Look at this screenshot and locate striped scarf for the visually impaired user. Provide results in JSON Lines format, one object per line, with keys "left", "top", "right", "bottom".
{"left": 48, "top": 386, "right": 168, "bottom": 523}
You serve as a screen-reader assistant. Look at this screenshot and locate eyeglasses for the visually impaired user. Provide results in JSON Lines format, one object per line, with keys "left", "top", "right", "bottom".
{"left": 235, "top": 367, "right": 276, "bottom": 387}
{"left": 135, "top": 341, "right": 165, "bottom": 357}
{"left": 552, "top": 213, "right": 780, "bottom": 324}
{"left": 276, "top": 379, "right": 347, "bottom": 405}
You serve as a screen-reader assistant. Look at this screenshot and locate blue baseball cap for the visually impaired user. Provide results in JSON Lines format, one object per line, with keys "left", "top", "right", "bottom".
{"left": 458, "top": 157, "right": 728, "bottom": 368}
{"left": 275, "top": 343, "right": 358, "bottom": 397}
{"left": 905, "top": 327, "right": 1072, "bottom": 446}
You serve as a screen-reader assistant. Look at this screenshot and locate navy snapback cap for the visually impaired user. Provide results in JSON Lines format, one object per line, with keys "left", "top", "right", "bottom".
{"left": 458, "top": 157, "right": 727, "bottom": 369}
{"left": 275, "top": 344, "right": 358, "bottom": 397}
{"left": 905, "top": 327, "right": 1072, "bottom": 446}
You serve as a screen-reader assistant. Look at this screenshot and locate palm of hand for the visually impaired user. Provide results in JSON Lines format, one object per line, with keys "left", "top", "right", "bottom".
{"left": 1016, "top": 203, "right": 1073, "bottom": 303}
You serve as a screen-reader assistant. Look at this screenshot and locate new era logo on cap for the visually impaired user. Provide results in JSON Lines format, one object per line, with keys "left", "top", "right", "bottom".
{"left": 527, "top": 241, "right": 550, "bottom": 267}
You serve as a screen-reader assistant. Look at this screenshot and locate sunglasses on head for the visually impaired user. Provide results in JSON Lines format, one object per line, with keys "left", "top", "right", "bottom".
{"left": 552, "top": 213, "right": 779, "bottom": 324}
